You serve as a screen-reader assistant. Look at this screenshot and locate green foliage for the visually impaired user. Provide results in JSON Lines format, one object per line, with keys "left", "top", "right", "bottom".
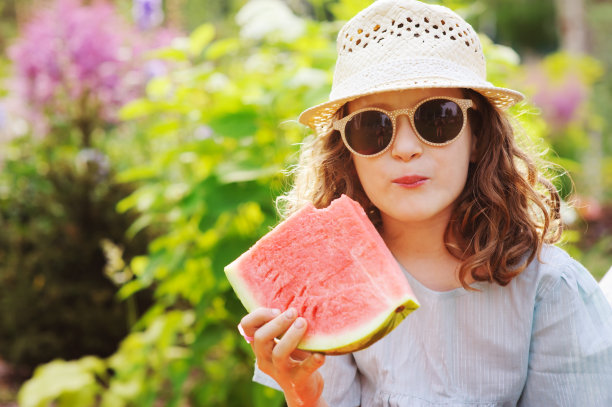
{"left": 0, "top": 135, "right": 152, "bottom": 369}
{"left": 517, "top": 51, "right": 612, "bottom": 276}
{"left": 14, "top": 1, "right": 612, "bottom": 406}
{"left": 19, "top": 357, "right": 106, "bottom": 407}
{"left": 0, "top": 0, "right": 172, "bottom": 377}
{"left": 19, "top": 4, "right": 336, "bottom": 404}
{"left": 475, "top": 0, "right": 559, "bottom": 54}
{"left": 0, "top": 0, "right": 17, "bottom": 52}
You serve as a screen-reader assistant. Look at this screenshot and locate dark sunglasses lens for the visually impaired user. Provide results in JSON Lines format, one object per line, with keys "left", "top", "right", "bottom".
{"left": 345, "top": 111, "right": 393, "bottom": 155}
{"left": 414, "top": 99, "right": 464, "bottom": 144}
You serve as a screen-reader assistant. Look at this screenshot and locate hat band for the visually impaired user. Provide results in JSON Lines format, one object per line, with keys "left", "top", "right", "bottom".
{"left": 330, "top": 57, "right": 489, "bottom": 101}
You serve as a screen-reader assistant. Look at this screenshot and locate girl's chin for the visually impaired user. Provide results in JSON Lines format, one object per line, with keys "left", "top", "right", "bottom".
{"left": 382, "top": 211, "right": 439, "bottom": 224}
{"left": 379, "top": 203, "right": 454, "bottom": 226}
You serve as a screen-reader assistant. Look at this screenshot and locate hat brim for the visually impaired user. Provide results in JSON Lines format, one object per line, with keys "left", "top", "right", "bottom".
{"left": 298, "top": 82, "right": 524, "bottom": 132}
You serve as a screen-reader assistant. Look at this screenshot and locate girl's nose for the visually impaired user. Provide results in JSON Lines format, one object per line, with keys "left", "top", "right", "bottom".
{"left": 390, "top": 115, "right": 423, "bottom": 161}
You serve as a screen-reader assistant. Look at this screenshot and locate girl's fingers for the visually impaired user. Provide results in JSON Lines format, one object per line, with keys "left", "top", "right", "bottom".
{"left": 253, "top": 314, "right": 326, "bottom": 392}
{"left": 272, "top": 316, "right": 308, "bottom": 365}
{"left": 253, "top": 308, "right": 298, "bottom": 347}
{"left": 288, "top": 348, "right": 312, "bottom": 362}
{"left": 273, "top": 317, "right": 325, "bottom": 376}
{"left": 296, "top": 352, "right": 326, "bottom": 377}
{"left": 239, "top": 307, "right": 281, "bottom": 337}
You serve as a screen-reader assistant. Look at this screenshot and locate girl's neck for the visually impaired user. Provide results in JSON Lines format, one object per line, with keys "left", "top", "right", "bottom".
{"left": 380, "top": 213, "right": 451, "bottom": 260}
{"left": 380, "top": 212, "right": 471, "bottom": 291}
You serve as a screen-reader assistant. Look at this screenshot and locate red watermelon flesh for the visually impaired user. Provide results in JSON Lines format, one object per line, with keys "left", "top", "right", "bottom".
{"left": 224, "top": 195, "right": 419, "bottom": 354}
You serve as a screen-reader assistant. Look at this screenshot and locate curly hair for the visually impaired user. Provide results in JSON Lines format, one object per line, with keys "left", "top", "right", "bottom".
{"left": 277, "top": 89, "right": 562, "bottom": 289}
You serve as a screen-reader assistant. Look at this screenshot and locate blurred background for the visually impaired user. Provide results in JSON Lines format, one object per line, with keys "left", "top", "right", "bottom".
{"left": 0, "top": 0, "right": 610, "bottom": 405}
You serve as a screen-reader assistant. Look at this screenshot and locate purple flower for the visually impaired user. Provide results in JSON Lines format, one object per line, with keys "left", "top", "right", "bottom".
{"left": 144, "top": 59, "right": 168, "bottom": 81}
{"left": 194, "top": 125, "right": 213, "bottom": 141}
{"left": 528, "top": 66, "right": 587, "bottom": 128}
{"left": 133, "top": 0, "right": 164, "bottom": 31}
{"left": 8, "top": 0, "right": 177, "bottom": 135}
{"left": 533, "top": 76, "right": 585, "bottom": 127}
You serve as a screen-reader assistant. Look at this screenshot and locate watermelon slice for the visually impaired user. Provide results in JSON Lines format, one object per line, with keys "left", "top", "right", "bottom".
{"left": 224, "top": 195, "right": 419, "bottom": 354}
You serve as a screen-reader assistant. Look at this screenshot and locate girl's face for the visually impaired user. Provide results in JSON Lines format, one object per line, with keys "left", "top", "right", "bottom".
{"left": 348, "top": 88, "right": 476, "bottom": 228}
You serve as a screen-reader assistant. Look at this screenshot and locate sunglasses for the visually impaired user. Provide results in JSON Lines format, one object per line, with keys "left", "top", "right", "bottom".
{"left": 333, "top": 96, "right": 474, "bottom": 157}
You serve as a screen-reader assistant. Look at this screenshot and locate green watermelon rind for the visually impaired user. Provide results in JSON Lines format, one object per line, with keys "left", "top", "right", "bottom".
{"left": 226, "top": 257, "right": 419, "bottom": 354}
{"left": 297, "top": 295, "right": 419, "bottom": 355}
{"left": 225, "top": 258, "right": 261, "bottom": 313}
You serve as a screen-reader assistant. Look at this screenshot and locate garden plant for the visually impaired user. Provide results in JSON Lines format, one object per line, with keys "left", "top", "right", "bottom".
{"left": 0, "top": 0, "right": 608, "bottom": 406}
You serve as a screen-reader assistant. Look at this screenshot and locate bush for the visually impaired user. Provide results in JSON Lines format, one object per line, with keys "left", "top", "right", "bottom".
{"left": 0, "top": 136, "right": 153, "bottom": 369}
{"left": 14, "top": 0, "right": 611, "bottom": 406}
{"left": 0, "top": 0, "right": 172, "bottom": 372}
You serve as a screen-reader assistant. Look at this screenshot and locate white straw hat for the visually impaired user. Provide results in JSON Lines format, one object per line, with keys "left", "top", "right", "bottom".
{"left": 299, "top": 0, "right": 525, "bottom": 132}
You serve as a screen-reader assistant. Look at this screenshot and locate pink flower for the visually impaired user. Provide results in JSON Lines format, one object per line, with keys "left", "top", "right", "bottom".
{"left": 526, "top": 65, "right": 587, "bottom": 128}
{"left": 573, "top": 195, "right": 603, "bottom": 222}
{"left": 8, "top": 0, "right": 177, "bottom": 135}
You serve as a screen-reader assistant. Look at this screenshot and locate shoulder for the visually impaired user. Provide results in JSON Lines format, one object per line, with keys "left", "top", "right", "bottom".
{"left": 519, "top": 244, "right": 600, "bottom": 304}
{"left": 521, "top": 245, "right": 612, "bottom": 349}
{"left": 519, "top": 245, "right": 612, "bottom": 405}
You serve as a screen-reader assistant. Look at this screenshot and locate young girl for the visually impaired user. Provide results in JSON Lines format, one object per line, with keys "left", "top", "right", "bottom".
{"left": 238, "top": 0, "right": 612, "bottom": 405}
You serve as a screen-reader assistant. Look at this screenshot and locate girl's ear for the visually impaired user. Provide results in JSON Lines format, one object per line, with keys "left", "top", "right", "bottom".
{"left": 469, "top": 132, "right": 478, "bottom": 163}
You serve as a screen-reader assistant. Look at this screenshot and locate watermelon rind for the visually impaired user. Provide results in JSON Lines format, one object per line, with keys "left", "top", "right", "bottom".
{"left": 224, "top": 258, "right": 262, "bottom": 313}
{"left": 298, "top": 295, "right": 419, "bottom": 355}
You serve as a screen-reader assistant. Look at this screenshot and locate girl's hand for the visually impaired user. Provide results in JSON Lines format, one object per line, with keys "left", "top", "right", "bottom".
{"left": 239, "top": 307, "right": 327, "bottom": 407}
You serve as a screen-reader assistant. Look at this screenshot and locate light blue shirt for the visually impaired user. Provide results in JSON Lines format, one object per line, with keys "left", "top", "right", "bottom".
{"left": 254, "top": 245, "right": 612, "bottom": 406}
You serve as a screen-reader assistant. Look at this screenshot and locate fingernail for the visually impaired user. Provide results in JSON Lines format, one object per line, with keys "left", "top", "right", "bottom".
{"left": 271, "top": 309, "right": 281, "bottom": 316}
{"left": 294, "top": 317, "right": 305, "bottom": 328}
{"left": 285, "top": 308, "right": 296, "bottom": 319}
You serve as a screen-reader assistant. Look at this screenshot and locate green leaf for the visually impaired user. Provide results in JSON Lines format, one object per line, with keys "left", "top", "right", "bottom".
{"left": 116, "top": 166, "right": 158, "bottom": 184}
{"left": 190, "top": 24, "right": 216, "bottom": 57}
{"left": 119, "top": 99, "right": 156, "bottom": 120}
{"left": 146, "top": 77, "right": 173, "bottom": 100}
{"left": 117, "top": 278, "right": 147, "bottom": 299}
{"left": 18, "top": 357, "right": 104, "bottom": 407}
{"left": 205, "top": 38, "right": 242, "bottom": 60}
{"left": 329, "top": 0, "right": 373, "bottom": 21}
{"left": 149, "top": 120, "right": 181, "bottom": 137}
{"left": 148, "top": 46, "right": 189, "bottom": 61}
{"left": 216, "top": 162, "right": 280, "bottom": 183}
{"left": 126, "top": 213, "right": 154, "bottom": 239}
{"left": 208, "top": 109, "right": 258, "bottom": 139}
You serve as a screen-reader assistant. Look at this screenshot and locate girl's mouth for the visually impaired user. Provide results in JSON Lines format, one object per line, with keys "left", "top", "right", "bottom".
{"left": 392, "top": 175, "right": 429, "bottom": 188}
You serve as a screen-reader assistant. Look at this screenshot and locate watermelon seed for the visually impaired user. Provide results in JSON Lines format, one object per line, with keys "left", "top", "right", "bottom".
{"left": 285, "top": 295, "right": 296, "bottom": 309}
{"left": 395, "top": 305, "right": 405, "bottom": 313}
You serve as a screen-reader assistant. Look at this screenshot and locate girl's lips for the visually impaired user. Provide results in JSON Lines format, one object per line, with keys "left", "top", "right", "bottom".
{"left": 392, "top": 175, "right": 429, "bottom": 187}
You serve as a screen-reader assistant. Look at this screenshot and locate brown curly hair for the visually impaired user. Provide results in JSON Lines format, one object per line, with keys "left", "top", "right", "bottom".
{"left": 277, "top": 89, "right": 562, "bottom": 289}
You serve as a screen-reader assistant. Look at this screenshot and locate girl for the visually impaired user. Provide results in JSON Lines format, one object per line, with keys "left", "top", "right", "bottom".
{"left": 239, "top": 0, "right": 612, "bottom": 406}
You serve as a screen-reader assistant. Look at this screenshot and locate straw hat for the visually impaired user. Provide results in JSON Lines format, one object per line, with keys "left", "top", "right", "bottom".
{"left": 298, "top": 0, "right": 525, "bottom": 132}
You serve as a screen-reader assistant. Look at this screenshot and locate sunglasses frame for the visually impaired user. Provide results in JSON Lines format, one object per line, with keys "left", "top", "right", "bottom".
{"left": 333, "top": 96, "right": 475, "bottom": 158}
